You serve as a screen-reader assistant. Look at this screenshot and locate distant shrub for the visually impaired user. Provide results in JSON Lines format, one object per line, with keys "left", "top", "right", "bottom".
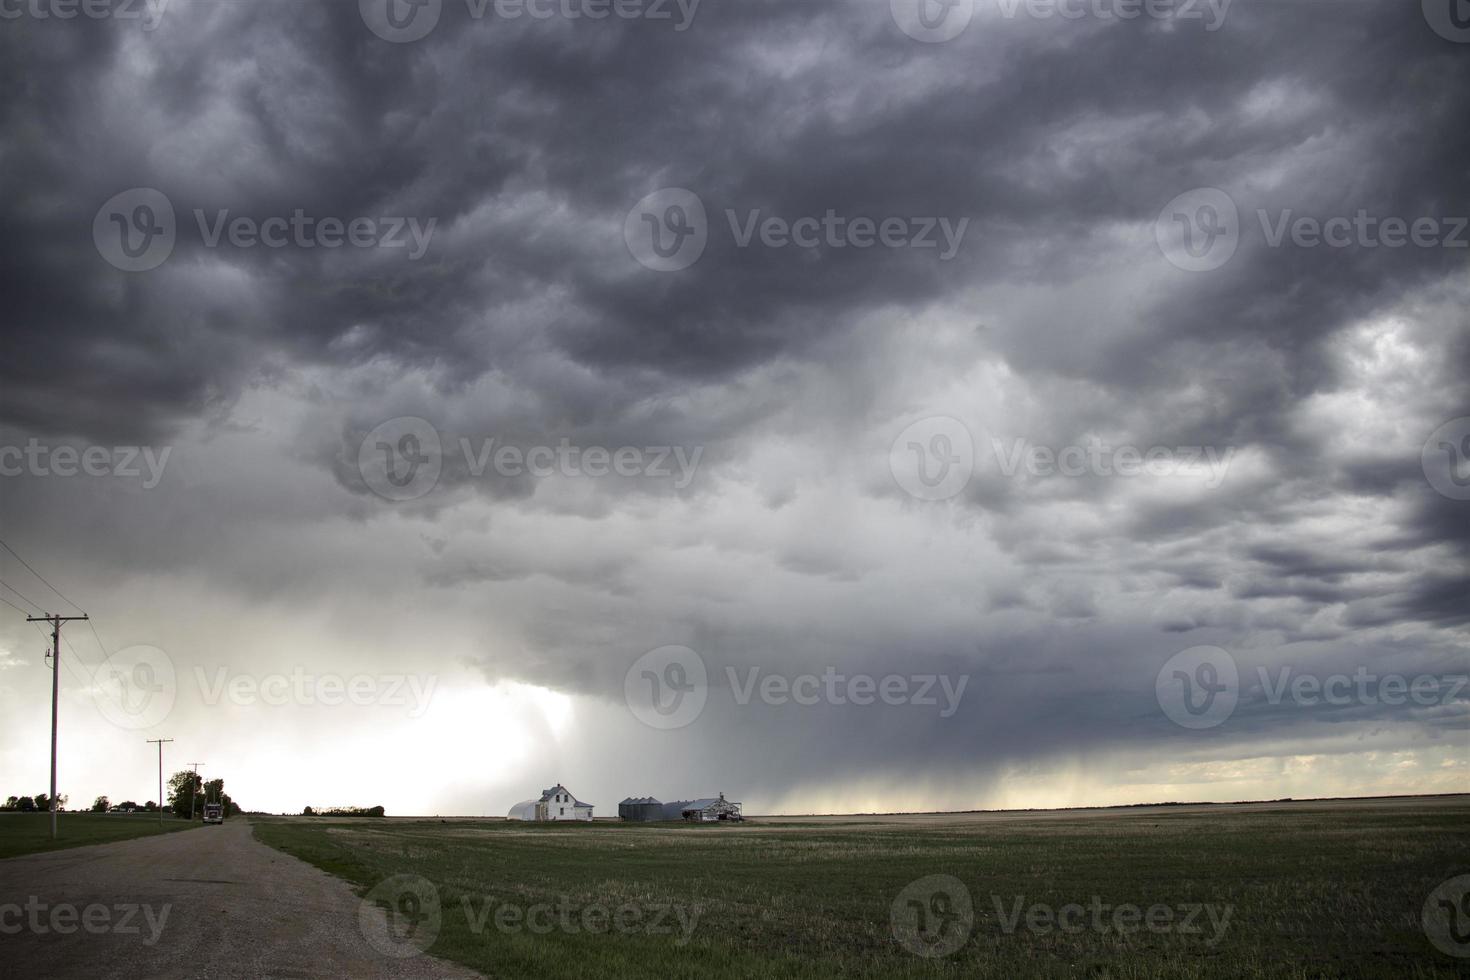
{"left": 310, "top": 805, "right": 386, "bottom": 818}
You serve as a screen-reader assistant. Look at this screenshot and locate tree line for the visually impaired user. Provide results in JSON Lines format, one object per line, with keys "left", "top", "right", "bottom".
{"left": 2, "top": 771, "right": 241, "bottom": 819}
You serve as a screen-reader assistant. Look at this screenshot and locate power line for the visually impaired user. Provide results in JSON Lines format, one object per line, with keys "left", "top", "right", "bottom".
{"left": 0, "top": 592, "right": 31, "bottom": 617}
{"left": 0, "top": 577, "right": 44, "bottom": 614}
{"left": 87, "top": 618, "right": 114, "bottom": 663}
{"left": 0, "top": 540, "right": 107, "bottom": 672}
{"left": 0, "top": 536, "right": 85, "bottom": 614}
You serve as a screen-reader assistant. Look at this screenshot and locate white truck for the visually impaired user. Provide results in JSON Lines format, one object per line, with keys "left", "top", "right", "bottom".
{"left": 203, "top": 802, "right": 224, "bottom": 824}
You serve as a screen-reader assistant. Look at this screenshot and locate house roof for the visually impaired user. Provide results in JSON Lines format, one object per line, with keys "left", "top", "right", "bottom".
{"left": 539, "top": 784, "right": 593, "bottom": 807}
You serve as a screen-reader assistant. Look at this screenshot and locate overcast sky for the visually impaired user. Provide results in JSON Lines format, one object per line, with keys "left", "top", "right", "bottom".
{"left": 0, "top": 0, "right": 1466, "bottom": 817}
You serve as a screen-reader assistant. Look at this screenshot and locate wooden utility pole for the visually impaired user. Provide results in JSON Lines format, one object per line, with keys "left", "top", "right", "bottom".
{"left": 146, "top": 738, "right": 173, "bottom": 826}
{"left": 186, "top": 762, "right": 204, "bottom": 820}
{"left": 27, "top": 613, "right": 88, "bottom": 840}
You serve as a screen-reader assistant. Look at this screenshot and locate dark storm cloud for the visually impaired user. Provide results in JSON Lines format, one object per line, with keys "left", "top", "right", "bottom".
{"left": 0, "top": 0, "right": 1465, "bottom": 811}
{"left": 2, "top": 2, "right": 1463, "bottom": 440}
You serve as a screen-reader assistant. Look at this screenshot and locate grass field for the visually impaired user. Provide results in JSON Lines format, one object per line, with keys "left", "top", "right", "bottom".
{"left": 253, "top": 795, "right": 1470, "bottom": 979}
{"left": 0, "top": 811, "right": 200, "bottom": 859}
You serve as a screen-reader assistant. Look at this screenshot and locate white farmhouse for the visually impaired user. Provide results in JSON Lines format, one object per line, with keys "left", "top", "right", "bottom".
{"left": 506, "top": 783, "right": 593, "bottom": 821}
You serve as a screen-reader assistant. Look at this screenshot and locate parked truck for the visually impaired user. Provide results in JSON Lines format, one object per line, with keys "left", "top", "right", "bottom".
{"left": 203, "top": 802, "right": 224, "bottom": 824}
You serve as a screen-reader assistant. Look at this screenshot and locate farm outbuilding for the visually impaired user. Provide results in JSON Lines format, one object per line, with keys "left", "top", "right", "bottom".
{"left": 617, "top": 797, "right": 668, "bottom": 821}
{"left": 508, "top": 784, "right": 593, "bottom": 821}
{"left": 618, "top": 792, "right": 742, "bottom": 822}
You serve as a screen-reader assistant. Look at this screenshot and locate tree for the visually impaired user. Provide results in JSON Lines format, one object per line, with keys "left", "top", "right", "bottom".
{"left": 1, "top": 797, "right": 17, "bottom": 811}
{"left": 33, "top": 793, "right": 48, "bottom": 812}
{"left": 144, "top": 800, "right": 157, "bottom": 812}
{"left": 302, "top": 806, "right": 315, "bottom": 816}
{"left": 16, "top": 796, "right": 36, "bottom": 812}
{"left": 112, "top": 800, "right": 139, "bottom": 812}
{"left": 91, "top": 795, "right": 110, "bottom": 813}
{"left": 167, "top": 770, "right": 201, "bottom": 819}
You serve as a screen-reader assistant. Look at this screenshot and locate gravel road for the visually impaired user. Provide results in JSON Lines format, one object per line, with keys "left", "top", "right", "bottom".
{"left": 0, "top": 819, "right": 482, "bottom": 979}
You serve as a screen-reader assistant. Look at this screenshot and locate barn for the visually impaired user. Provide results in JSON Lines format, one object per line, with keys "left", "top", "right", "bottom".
{"left": 507, "top": 783, "right": 593, "bottom": 821}
{"left": 618, "top": 792, "right": 742, "bottom": 822}
{"left": 678, "top": 795, "right": 743, "bottom": 822}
